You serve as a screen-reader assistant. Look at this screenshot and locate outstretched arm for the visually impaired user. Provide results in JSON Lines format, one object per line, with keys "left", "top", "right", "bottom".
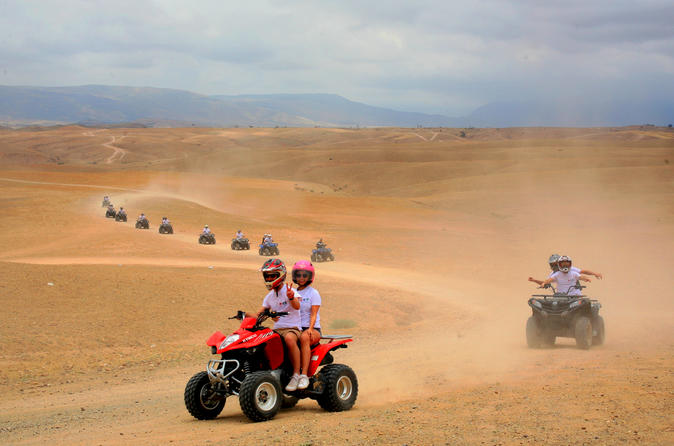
{"left": 578, "top": 275, "right": 592, "bottom": 283}
{"left": 540, "top": 277, "right": 554, "bottom": 287}
{"left": 528, "top": 277, "right": 544, "bottom": 285}
{"left": 579, "top": 269, "right": 603, "bottom": 279}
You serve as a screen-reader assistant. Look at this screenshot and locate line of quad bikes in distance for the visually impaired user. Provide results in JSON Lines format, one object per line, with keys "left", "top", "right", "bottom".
{"left": 102, "top": 199, "right": 336, "bottom": 261}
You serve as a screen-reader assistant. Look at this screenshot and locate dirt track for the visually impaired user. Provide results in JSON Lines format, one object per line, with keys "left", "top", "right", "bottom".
{"left": 0, "top": 126, "right": 672, "bottom": 445}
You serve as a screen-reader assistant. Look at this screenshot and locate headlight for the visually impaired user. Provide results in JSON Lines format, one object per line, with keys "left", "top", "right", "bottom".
{"left": 531, "top": 300, "right": 542, "bottom": 309}
{"left": 569, "top": 299, "right": 581, "bottom": 309}
{"left": 219, "top": 334, "right": 240, "bottom": 350}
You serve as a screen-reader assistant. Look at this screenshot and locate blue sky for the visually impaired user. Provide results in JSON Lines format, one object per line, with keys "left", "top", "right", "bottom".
{"left": 1, "top": 0, "right": 672, "bottom": 116}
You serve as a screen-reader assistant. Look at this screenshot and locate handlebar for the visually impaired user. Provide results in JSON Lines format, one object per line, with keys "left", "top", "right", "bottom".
{"left": 229, "top": 309, "right": 289, "bottom": 322}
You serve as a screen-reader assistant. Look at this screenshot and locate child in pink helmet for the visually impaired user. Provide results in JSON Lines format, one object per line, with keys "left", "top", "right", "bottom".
{"left": 292, "top": 260, "right": 322, "bottom": 390}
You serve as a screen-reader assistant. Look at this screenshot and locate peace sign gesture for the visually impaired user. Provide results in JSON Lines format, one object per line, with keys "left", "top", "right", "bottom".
{"left": 285, "top": 283, "right": 295, "bottom": 300}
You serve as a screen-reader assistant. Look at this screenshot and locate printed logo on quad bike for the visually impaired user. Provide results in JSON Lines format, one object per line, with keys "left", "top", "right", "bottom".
{"left": 526, "top": 284, "right": 604, "bottom": 350}
{"left": 184, "top": 309, "right": 357, "bottom": 422}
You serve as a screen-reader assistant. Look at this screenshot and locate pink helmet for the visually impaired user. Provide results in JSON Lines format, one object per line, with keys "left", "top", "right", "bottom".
{"left": 292, "top": 260, "right": 315, "bottom": 285}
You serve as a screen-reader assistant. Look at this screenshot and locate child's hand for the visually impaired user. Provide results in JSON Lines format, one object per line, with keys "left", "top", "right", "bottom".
{"left": 286, "top": 283, "right": 295, "bottom": 300}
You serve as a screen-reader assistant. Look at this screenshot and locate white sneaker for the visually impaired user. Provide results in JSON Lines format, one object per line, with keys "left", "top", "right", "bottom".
{"left": 297, "top": 374, "right": 309, "bottom": 390}
{"left": 285, "top": 374, "right": 300, "bottom": 392}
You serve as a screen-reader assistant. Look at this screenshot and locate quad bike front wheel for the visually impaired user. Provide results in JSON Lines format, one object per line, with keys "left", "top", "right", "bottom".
{"left": 239, "top": 371, "right": 282, "bottom": 422}
{"left": 184, "top": 371, "right": 226, "bottom": 420}
{"left": 525, "top": 316, "right": 542, "bottom": 348}
{"left": 316, "top": 364, "right": 358, "bottom": 412}
{"left": 592, "top": 315, "right": 605, "bottom": 346}
{"left": 574, "top": 316, "right": 593, "bottom": 349}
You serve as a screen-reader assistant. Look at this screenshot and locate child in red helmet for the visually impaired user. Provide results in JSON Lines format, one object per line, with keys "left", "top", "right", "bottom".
{"left": 247, "top": 258, "right": 303, "bottom": 392}
{"left": 292, "top": 260, "right": 322, "bottom": 390}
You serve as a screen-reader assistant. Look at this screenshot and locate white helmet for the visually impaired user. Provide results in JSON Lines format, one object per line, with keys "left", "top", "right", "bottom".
{"left": 205, "top": 224, "right": 209, "bottom": 228}
{"left": 557, "top": 255, "right": 572, "bottom": 273}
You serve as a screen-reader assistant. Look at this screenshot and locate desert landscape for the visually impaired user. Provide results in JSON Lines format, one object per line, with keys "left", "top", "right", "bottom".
{"left": 0, "top": 125, "right": 672, "bottom": 445}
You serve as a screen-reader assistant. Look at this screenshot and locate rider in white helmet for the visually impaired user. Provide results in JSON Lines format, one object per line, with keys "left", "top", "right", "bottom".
{"left": 529, "top": 253, "right": 603, "bottom": 285}
{"left": 538, "top": 255, "right": 592, "bottom": 295}
{"left": 202, "top": 224, "right": 211, "bottom": 234}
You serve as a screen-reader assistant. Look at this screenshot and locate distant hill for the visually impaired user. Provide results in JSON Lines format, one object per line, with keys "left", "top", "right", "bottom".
{"left": 0, "top": 85, "right": 671, "bottom": 128}
{"left": 0, "top": 85, "right": 458, "bottom": 128}
{"left": 466, "top": 100, "right": 674, "bottom": 127}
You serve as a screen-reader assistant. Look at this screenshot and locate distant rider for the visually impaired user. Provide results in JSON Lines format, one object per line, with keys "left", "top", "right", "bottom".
{"left": 162, "top": 216, "right": 170, "bottom": 225}
{"left": 316, "top": 238, "right": 327, "bottom": 249}
{"left": 236, "top": 229, "right": 245, "bottom": 239}
{"left": 537, "top": 256, "right": 592, "bottom": 295}
{"left": 263, "top": 233, "right": 273, "bottom": 244}
{"left": 118, "top": 207, "right": 126, "bottom": 216}
{"left": 138, "top": 213, "right": 147, "bottom": 222}
{"left": 202, "top": 225, "right": 211, "bottom": 234}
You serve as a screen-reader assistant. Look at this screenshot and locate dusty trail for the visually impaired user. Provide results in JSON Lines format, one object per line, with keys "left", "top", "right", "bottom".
{"left": 1, "top": 126, "right": 672, "bottom": 445}
{"left": 103, "top": 136, "right": 127, "bottom": 164}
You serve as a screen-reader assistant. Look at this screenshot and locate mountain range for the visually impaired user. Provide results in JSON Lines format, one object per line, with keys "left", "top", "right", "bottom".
{"left": 0, "top": 85, "right": 671, "bottom": 128}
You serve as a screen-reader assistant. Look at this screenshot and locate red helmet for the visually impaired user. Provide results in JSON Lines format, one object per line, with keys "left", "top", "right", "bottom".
{"left": 260, "top": 258, "right": 286, "bottom": 290}
{"left": 292, "top": 260, "right": 315, "bottom": 285}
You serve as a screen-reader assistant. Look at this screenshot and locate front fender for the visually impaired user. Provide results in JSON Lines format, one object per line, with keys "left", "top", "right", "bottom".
{"left": 206, "top": 331, "right": 227, "bottom": 348}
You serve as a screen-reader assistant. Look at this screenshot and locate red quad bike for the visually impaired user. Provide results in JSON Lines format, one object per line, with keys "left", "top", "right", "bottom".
{"left": 184, "top": 309, "right": 358, "bottom": 422}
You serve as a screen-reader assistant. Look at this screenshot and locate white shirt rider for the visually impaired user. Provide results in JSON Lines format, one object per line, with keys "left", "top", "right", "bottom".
{"left": 262, "top": 287, "right": 301, "bottom": 330}
{"left": 203, "top": 226, "right": 211, "bottom": 234}
{"left": 548, "top": 270, "right": 583, "bottom": 296}
{"left": 296, "top": 286, "right": 321, "bottom": 329}
{"left": 236, "top": 231, "right": 244, "bottom": 239}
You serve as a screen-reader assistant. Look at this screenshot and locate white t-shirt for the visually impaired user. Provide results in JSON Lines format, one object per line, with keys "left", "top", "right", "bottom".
{"left": 262, "top": 287, "right": 301, "bottom": 329}
{"left": 548, "top": 266, "right": 580, "bottom": 278}
{"left": 549, "top": 271, "right": 582, "bottom": 295}
{"left": 297, "top": 286, "right": 322, "bottom": 329}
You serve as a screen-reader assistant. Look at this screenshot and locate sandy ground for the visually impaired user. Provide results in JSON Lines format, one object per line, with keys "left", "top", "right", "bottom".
{"left": 0, "top": 125, "right": 673, "bottom": 445}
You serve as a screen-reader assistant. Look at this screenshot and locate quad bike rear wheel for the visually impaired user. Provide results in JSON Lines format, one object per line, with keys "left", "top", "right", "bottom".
{"left": 184, "top": 371, "right": 226, "bottom": 420}
{"left": 592, "top": 315, "right": 605, "bottom": 346}
{"left": 574, "top": 316, "right": 593, "bottom": 349}
{"left": 239, "top": 371, "right": 282, "bottom": 422}
{"left": 316, "top": 364, "right": 358, "bottom": 412}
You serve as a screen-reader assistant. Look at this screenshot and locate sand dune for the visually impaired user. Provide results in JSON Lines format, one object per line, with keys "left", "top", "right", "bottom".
{"left": 0, "top": 125, "right": 672, "bottom": 445}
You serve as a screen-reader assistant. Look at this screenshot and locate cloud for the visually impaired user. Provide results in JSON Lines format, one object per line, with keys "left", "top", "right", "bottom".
{"left": 0, "top": 0, "right": 672, "bottom": 115}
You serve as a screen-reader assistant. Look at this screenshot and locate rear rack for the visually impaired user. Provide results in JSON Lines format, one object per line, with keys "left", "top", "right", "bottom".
{"left": 320, "top": 335, "right": 352, "bottom": 340}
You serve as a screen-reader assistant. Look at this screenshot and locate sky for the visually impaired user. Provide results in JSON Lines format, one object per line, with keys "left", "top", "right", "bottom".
{"left": 1, "top": 0, "right": 673, "bottom": 116}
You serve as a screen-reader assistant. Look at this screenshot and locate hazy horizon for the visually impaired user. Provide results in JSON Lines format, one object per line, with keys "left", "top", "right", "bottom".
{"left": 1, "top": 1, "right": 673, "bottom": 117}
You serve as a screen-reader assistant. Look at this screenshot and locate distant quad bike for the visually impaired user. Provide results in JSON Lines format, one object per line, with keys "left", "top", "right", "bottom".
{"left": 231, "top": 238, "right": 250, "bottom": 250}
{"left": 135, "top": 218, "right": 150, "bottom": 229}
{"left": 526, "top": 284, "right": 604, "bottom": 350}
{"left": 184, "top": 309, "right": 357, "bottom": 422}
{"left": 259, "top": 242, "right": 279, "bottom": 256}
{"left": 199, "top": 233, "right": 216, "bottom": 245}
{"left": 115, "top": 212, "right": 127, "bottom": 222}
{"left": 311, "top": 246, "right": 335, "bottom": 262}
{"left": 105, "top": 208, "right": 116, "bottom": 218}
{"left": 102, "top": 197, "right": 111, "bottom": 207}
{"left": 159, "top": 223, "right": 174, "bottom": 234}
